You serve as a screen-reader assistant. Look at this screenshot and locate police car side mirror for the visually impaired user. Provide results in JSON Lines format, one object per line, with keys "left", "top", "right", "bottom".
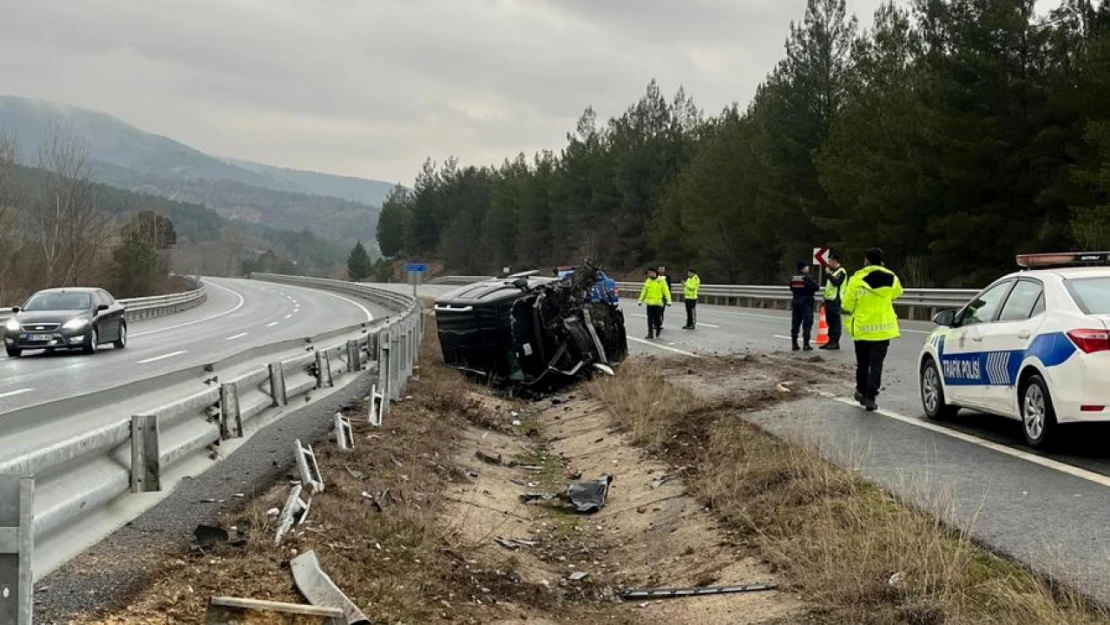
{"left": 933, "top": 309, "right": 957, "bottom": 327}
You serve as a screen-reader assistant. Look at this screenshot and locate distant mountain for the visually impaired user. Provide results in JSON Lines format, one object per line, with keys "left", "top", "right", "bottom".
{"left": 224, "top": 157, "right": 396, "bottom": 207}
{"left": 0, "top": 96, "right": 390, "bottom": 250}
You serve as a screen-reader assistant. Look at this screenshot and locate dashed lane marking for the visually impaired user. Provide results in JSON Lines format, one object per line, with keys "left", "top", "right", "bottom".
{"left": 136, "top": 350, "right": 187, "bottom": 364}
{"left": 627, "top": 336, "right": 702, "bottom": 358}
{"left": 0, "top": 388, "right": 34, "bottom": 399}
{"left": 226, "top": 332, "right": 249, "bottom": 341}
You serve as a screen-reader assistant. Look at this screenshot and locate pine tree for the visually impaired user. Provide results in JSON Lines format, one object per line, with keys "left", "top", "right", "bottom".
{"left": 347, "top": 240, "right": 372, "bottom": 281}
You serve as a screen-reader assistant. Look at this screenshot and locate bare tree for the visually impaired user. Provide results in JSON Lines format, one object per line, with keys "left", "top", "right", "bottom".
{"left": 31, "top": 120, "right": 112, "bottom": 287}
{"left": 0, "top": 133, "right": 22, "bottom": 302}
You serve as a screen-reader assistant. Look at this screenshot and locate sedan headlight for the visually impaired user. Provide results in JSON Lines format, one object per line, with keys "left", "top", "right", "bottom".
{"left": 4, "top": 318, "right": 19, "bottom": 332}
{"left": 62, "top": 317, "right": 90, "bottom": 331}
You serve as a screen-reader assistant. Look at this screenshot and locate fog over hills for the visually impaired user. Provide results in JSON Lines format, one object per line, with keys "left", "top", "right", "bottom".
{"left": 0, "top": 96, "right": 393, "bottom": 247}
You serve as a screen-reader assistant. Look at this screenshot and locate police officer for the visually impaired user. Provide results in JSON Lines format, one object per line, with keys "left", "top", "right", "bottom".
{"left": 657, "top": 265, "right": 673, "bottom": 332}
{"left": 638, "top": 268, "right": 671, "bottom": 339}
{"left": 820, "top": 252, "right": 848, "bottom": 350}
{"left": 790, "top": 260, "right": 819, "bottom": 351}
{"left": 842, "top": 248, "right": 903, "bottom": 412}
{"left": 682, "top": 268, "right": 701, "bottom": 329}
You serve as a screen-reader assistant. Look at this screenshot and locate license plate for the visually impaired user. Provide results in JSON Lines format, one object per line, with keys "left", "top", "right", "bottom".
{"left": 27, "top": 334, "right": 52, "bottom": 342}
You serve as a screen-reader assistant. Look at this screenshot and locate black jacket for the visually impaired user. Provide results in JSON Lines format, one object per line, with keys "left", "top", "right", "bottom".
{"left": 790, "top": 273, "right": 819, "bottom": 304}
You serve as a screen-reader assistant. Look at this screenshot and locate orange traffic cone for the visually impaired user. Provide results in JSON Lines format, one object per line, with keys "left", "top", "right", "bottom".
{"left": 815, "top": 306, "right": 830, "bottom": 347}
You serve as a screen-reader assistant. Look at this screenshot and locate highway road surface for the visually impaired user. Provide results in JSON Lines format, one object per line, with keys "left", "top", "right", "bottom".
{"left": 378, "top": 280, "right": 1110, "bottom": 602}
{"left": 0, "top": 277, "right": 390, "bottom": 419}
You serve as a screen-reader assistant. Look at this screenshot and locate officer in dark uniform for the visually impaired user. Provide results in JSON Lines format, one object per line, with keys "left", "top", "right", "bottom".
{"left": 790, "top": 260, "right": 819, "bottom": 351}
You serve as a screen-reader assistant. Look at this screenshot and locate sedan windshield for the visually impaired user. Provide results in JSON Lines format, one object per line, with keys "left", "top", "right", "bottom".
{"left": 23, "top": 292, "right": 92, "bottom": 311}
{"left": 1065, "top": 277, "right": 1110, "bottom": 314}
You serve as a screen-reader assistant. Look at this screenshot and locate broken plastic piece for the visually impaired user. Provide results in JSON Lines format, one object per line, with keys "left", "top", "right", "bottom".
{"left": 565, "top": 475, "right": 613, "bottom": 513}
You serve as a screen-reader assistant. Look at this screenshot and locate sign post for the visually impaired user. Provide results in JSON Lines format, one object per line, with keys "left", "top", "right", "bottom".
{"left": 813, "top": 247, "right": 830, "bottom": 292}
{"left": 404, "top": 263, "right": 429, "bottom": 299}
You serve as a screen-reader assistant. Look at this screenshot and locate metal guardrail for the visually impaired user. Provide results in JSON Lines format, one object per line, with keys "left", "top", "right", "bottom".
{"left": 613, "top": 282, "right": 979, "bottom": 312}
{"left": 0, "top": 277, "right": 209, "bottom": 325}
{"left": 0, "top": 275, "right": 424, "bottom": 624}
{"left": 425, "top": 275, "right": 980, "bottom": 318}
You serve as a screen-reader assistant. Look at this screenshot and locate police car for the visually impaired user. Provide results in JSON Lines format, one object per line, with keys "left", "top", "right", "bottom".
{"left": 919, "top": 252, "right": 1110, "bottom": 447}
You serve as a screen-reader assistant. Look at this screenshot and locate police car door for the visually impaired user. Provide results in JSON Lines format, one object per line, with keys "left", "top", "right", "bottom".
{"left": 940, "top": 280, "right": 1016, "bottom": 408}
{"left": 973, "top": 279, "right": 1047, "bottom": 416}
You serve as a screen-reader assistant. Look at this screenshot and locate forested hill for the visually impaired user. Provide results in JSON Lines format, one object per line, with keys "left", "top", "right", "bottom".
{"left": 377, "top": 0, "right": 1110, "bottom": 288}
{"left": 0, "top": 96, "right": 388, "bottom": 249}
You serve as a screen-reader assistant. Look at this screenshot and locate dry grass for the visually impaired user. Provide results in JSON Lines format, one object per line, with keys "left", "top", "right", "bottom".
{"left": 589, "top": 358, "right": 1110, "bottom": 625}
{"left": 79, "top": 311, "right": 544, "bottom": 625}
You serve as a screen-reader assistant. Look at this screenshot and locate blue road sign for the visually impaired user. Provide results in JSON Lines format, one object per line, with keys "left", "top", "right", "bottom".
{"left": 404, "top": 263, "right": 429, "bottom": 273}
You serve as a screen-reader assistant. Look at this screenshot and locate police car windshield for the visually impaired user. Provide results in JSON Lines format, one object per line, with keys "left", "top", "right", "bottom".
{"left": 1065, "top": 278, "right": 1110, "bottom": 315}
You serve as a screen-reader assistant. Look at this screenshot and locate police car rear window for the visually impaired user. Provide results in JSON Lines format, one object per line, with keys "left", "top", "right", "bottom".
{"left": 1065, "top": 278, "right": 1110, "bottom": 314}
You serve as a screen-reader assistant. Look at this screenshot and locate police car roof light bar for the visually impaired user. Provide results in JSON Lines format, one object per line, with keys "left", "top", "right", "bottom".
{"left": 1016, "top": 252, "right": 1110, "bottom": 269}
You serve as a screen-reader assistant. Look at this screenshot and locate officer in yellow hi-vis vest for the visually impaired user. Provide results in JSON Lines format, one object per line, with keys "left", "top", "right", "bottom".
{"left": 842, "top": 248, "right": 903, "bottom": 412}
{"left": 821, "top": 251, "right": 848, "bottom": 351}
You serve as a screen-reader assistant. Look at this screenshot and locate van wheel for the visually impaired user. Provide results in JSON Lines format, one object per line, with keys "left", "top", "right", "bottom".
{"left": 920, "top": 358, "right": 958, "bottom": 420}
{"left": 1021, "top": 374, "right": 1058, "bottom": 449}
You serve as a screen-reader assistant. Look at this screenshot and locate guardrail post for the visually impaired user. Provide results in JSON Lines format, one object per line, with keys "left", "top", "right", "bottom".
{"left": 380, "top": 328, "right": 392, "bottom": 406}
{"left": 390, "top": 328, "right": 401, "bottom": 400}
{"left": 130, "top": 415, "right": 161, "bottom": 493}
{"left": 219, "top": 383, "right": 243, "bottom": 439}
{"left": 316, "top": 351, "right": 333, "bottom": 388}
{"left": 0, "top": 475, "right": 33, "bottom": 625}
{"left": 346, "top": 340, "right": 362, "bottom": 373}
{"left": 269, "top": 362, "right": 287, "bottom": 407}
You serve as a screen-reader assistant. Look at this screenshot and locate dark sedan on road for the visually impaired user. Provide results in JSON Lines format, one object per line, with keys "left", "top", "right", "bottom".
{"left": 3, "top": 288, "right": 127, "bottom": 358}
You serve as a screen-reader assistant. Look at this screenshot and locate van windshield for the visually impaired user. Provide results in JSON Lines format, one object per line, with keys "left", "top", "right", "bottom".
{"left": 1065, "top": 277, "right": 1110, "bottom": 314}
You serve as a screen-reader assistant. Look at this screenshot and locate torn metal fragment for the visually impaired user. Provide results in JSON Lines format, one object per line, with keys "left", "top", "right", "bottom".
{"left": 618, "top": 583, "right": 778, "bottom": 601}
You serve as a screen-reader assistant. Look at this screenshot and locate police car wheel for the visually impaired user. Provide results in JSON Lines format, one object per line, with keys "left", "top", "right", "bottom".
{"left": 1021, "top": 375, "right": 1057, "bottom": 449}
{"left": 920, "top": 358, "right": 957, "bottom": 420}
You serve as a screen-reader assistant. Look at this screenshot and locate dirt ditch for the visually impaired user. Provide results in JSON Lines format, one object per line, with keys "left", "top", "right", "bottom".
{"left": 66, "top": 337, "right": 803, "bottom": 625}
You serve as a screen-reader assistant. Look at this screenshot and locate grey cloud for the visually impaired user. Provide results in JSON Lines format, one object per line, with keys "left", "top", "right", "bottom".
{"left": 0, "top": 0, "right": 906, "bottom": 182}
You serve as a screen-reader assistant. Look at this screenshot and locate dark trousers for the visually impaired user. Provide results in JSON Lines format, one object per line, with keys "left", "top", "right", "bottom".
{"left": 790, "top": 301, "right": 814, "bottom": 344}
{"left": 685, "top": 299, "right": 697, "bottom": 327}
{"left": 854, "top": 340, "right": 890, "bottom": 399}
{"left": 825, "top": 300, "right": 843, "bottom": 344}
{"left": 646, "top": 305, "right": 664, "bottom": 336}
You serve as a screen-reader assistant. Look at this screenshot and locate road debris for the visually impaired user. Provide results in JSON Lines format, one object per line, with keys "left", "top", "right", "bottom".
{"left": 194, "top": 525, "right": 229, "bottom": 550}
{"left": 568, "top": 572, "right": 590, "bottom": 581}
{"left": 475, "top": 450, "right": 503, "bottom": 465}
{"left": 290, "top": 550, "right": 371, "bottom": 624}
{"left": 493, "top": 536, "right": 538, "bottom": 550}
{"left": 618, "top": 583, "right": 779, "bottom": 601}
{"left": 650, "top": 475, "right": 673, "bottom": 489}
{"left": 520, "top": 475, "right": 614, "bottom": 514}
{"left": 206, "top": 596, "right": 345, "bottom": 625}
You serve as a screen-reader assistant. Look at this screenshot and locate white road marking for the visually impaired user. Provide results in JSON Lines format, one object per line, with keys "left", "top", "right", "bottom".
{"left": 628, "top": 336, "right": 702, "bottom": 358}
{"left": 285, "top": 314, "right": 293, "bottom": 319}
{"left": 131, "top": 280, "right": 246, "bottom": 338}
{"left": 696, "top": 307, "right": 932, "bottom": 335}
{"left": 773, "top": 334, "right": 793, "bottom": 340}
{"left": 825, "top": 394, "right": 1110, "bottom": 490}
{"left": 226, "top": 332, "right": 249, "bottom": 341}
{"left": 293, "top": 288, "right": 374, "bottom": 322}
{"left": 0, "top": 388, "right": 34, "bottom": 399}
{"left": 266, "top": 321, "right": 279, "bottom": 328}
{"left": 631, "top": 313, "right": 721, "bottom": 329}
{"left": 136, "top": 350, "right": 187, "bottom": 364}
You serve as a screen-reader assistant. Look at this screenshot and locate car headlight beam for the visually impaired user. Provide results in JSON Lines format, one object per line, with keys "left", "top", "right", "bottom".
{"left": 4, "top": 318, "right": 19, "bottom": 332}
{"left": 62, "top": 317, "right": 90, "bottom": 331}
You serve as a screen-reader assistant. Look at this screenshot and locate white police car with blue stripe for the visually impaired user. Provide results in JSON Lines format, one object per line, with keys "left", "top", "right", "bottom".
{"left": 919, "top": 252, "right": 1110, "bottom": 448}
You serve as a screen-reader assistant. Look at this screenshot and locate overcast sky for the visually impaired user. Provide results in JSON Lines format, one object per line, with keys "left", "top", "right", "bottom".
{"left": 0, "top": 0, "right": 1063, "bottom": 185}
